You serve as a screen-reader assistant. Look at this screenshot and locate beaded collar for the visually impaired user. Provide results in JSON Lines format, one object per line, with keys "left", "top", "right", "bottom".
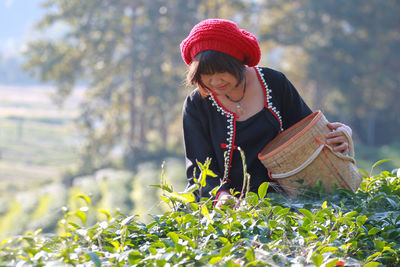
{"left": 207, "top": 66, "right": 283, "bottom": 182}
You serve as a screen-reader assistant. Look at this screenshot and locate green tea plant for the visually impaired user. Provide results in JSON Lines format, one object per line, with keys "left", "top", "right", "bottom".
{"left": 0, "top": 159, "right": 399, "bottom": 266}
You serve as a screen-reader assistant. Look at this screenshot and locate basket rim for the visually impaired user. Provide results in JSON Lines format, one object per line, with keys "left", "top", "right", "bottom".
{"left": 258, "top": 110, "right": 323, "bottom": 161}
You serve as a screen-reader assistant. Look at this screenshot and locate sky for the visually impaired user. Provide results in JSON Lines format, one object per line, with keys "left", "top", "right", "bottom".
{"left": 0, "top": 0, "right": 45, "bottom": 58}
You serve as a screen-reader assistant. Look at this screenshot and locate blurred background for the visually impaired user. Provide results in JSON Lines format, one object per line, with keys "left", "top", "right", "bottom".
{"left": 0, "top": 0, "right": 399, "bottom": 239}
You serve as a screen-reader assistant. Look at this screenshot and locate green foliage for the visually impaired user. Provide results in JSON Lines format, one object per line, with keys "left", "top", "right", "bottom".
{"left": 260, "top": 0, "right": 400, "bottom": 145}
{"left": 0, "top": 158, "right": 187, "bottom": 240}
{"left": 23, "top": 0, "right": 204, "bottom": 171}
{"left": 1, "top": 161, "right": 400, "bottom": 266}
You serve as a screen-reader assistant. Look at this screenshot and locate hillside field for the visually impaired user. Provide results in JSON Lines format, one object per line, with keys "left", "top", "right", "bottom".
{"left": 0, "top": 84, "right": 398, "bottom": 240}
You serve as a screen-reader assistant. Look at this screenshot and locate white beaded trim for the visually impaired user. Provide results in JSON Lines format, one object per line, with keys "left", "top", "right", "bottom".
{"left": 208, "top": 93, "right": 235, "bottom": 181}
{"left": 207, "top": 67, "right": 283, "bottom": 181}
{"left": 255, "top": 66, "right": 283, "bottom": 131}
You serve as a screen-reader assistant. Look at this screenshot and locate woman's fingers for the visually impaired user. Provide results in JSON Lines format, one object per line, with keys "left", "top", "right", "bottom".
{"left": 327, "top": 122, "right": 343, "bottom": 131}
{"left": 325, "top": 123, "right": 351, "bottom": 155}
{"left": 215, "top": 192, "right": 239, "bottom": 209}
{"left": 332, "top": 142, "right": 349, "bottom": 154}
{"left": 215, "top": 192, "right": 233, "bottom": 209}
{"left": 327, "top": 123, "right": 352, "bottom": 137}
{"left": 326, "top": 135, "right": 347, "bottom": 145}
{"left": 326, "top": 136, "right": 349, "bottom": 154}
{"left": 325, "top": 130, "right": 345, "bottom": 140}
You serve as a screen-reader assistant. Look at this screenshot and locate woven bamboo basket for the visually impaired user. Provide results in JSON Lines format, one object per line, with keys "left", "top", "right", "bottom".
{"left": 258, "top": 111, "right": 362, "bottom": 196}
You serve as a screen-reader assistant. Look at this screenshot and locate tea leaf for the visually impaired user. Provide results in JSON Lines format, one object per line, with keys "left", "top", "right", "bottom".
{"left": 121, "top": 215, "right": 135, "bottom": 226}
{"left": 98, "top": 209, "right": 112, "bottom": 222}
{"left": 164, "top": 192, "right": 195, "bottom": 203}
{"left": 359, "top": 168, "right": 369, "bottom": 177}
{"left": 167, "top": 232, "right": 179, "bottom": 244}
{"left": 299, "top": 208, "right": 314, "bottom": 221}
{"left": 311, "top": 254, "right": 323, "bottom": 267}
{"left": 343, "top": 211, "right": 358, "bottom": 218}
{"left": 201, "top": 205, "right": 214, "bottom": 223}
{"left": 275, "top": 207, "right": 290, "bottom": 217}
{"left": 178, "top": 234, "right": 195, "bottom": 249}
{"left": 220, "top": 243, "right": 233, "bottom": 256}
{"left": 364, "top": 262, "right": 382, "bottom": 267}
{"left": 75, "top": 210, "right": 87, "bottom": 224}
{"left": 320, "top": 246, "right": 338, "bottom": 254}
{"left": 73, "top": 194, "right": 91, "bottom": 205}
{"left": 0, "top": 238, "right": 11, "bottom": 246}
{"left": 247, "top": 192, "right": 259, "bottom": 206}
{"left": 368, "top": 227, "right": 381, "bottom": 236}
{"left": 210, "top": 186, "right": 219, "bottom": 197}
{"left": 324, "top": 259, "right": 340, "bottom": 267}
{"left": 87, "top": 252, "right": 101, "bottom": 267}
{"left": 184, "top": 183, "right": 199, "bottom": 193}
{"left": 128, "top": 251, "right": 142, "bottom": 265}
{"left": 258, "top": 182, "right": 269, "bottom": 200}
{"left": 245, "top": 247, "right": 255, "bottom": 262}
{"left": 370, "top": 159, "right": 392, "bottom": 176}
{"left": 365, "top": 251, "right": 382, "bottom": 262}
{"left": 385, "top": 197, "right": 399, "bottom": 209}
{"left": 209, "top": 256, "right": 222, "bottom": 264}
{"left": 356, "top": 215, "right": 368, "bottom": 227}
{"left": 196, "top": 159, "right": 218, "bottom": 188}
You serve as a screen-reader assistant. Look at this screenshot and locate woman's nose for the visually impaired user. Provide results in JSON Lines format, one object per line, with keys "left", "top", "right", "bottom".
{"left": 209, "top": 75, "right": 221, "bottom": 86}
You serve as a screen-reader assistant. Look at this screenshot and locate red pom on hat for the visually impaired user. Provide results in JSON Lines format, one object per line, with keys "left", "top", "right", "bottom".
{"left": 180, "top": 19, "right": 261, "bottom": 67}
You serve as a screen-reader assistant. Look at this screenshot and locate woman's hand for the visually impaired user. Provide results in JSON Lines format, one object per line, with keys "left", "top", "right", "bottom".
{"left": 325, "top": 122, "right": 353, "bottom": 155}
{"left": 215, "top": 191, "right": 239, "bottom": 209}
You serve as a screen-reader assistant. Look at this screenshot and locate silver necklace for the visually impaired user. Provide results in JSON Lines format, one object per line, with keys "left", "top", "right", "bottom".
{"left": 225, "top": 77, "right": 246, "bottom": 116}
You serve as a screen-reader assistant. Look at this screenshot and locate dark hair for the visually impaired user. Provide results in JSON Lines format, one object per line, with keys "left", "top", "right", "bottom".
{"left": 186, "top": 50, "right": 246, "bottom": 97}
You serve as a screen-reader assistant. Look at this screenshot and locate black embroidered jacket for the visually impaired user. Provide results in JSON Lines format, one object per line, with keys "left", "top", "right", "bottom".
{"left": 182, "top": 67, "right": 312, "bottom": 198}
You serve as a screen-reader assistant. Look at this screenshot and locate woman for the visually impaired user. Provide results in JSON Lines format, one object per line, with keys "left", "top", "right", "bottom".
{"left": 180, "top": 19, "right": 352, "bottom": 208}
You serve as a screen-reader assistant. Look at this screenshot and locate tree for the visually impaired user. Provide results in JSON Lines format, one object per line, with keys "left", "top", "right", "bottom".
{"left": 23, "top": 0, "right": 261, "bottom": 172}
{"left": 23, "top": 0, "right": 201, "bottom": 171}
{"left": 257, "top": 0, "right": 400, "bottom": 145}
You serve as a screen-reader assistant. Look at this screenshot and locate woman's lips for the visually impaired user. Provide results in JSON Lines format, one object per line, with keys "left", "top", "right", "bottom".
{"left": 214, "top": 84, "right": 227, "bottom": 90}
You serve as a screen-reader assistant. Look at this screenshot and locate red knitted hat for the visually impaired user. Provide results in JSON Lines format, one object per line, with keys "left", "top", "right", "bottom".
{"left": 180, "top": 19, "right": 261, "bottom": 67}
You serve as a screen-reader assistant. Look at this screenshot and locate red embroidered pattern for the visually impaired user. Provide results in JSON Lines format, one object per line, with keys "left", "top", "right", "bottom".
{"left": 208, "top": 67, "right": 283, "bottom": 182}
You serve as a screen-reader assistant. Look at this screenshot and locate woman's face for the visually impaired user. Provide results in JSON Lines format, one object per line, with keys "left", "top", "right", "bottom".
{"left": 200, "top": 72, "right": 239, "bottom": 96}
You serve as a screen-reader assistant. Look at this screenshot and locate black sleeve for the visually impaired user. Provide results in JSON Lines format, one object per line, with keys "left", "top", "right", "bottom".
{"left": 182, "top": 93, "right": 228, "bottom": 198}
{"left": 276, "top": 72, "right": 313, "bottom": 130}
